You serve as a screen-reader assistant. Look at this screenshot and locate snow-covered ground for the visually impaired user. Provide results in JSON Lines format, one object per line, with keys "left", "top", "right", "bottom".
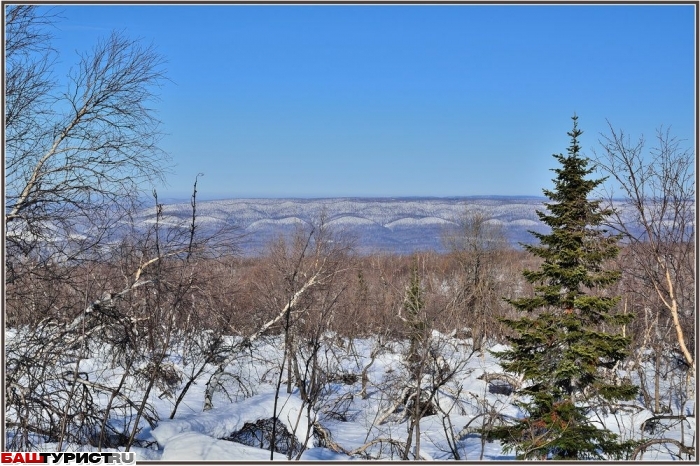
{"left": 6, "top": 331, "right": 695, "bottom": 461}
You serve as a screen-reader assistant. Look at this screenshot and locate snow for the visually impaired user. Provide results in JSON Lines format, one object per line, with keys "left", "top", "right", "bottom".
{"left": 246, "top": 217, "right": 308, "bottom": 229}
{"left": 384, "top": 217, "right": 455, "bottom": 228}
{"left": 160, "top": 432, "right": 284, "bottom": 461}
{"left": 326, "top": 215, "right": 378, "bottom": 226}
{"left": 159, "top": 431, "right": 352, "bottom": 461}
{"left": 509, "top": 219, "right": 539, "bottom": 226}
{"left": 5, "top": 329, "right": 695, "bottom": 462}
{"left": 152, "top": 391, "right": 312, "bottom": 447}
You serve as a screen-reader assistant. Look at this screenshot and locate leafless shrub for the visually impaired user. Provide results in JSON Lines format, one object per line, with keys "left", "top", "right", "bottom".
{"left": 224, "top": 418, "right": 302, "bottom": 457}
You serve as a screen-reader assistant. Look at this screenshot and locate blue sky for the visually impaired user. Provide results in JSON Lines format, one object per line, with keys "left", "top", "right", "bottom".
{"left": 44, "top": 3, "right": 695, "bottom": 200}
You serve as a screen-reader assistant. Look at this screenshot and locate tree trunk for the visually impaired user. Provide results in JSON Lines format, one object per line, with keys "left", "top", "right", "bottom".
{"left": 654, "top": 350, "right": 661, "bottom": 414}
{"left": 286, "top": 335, "right": 293, "bottom": 394}
{"left": 660, "top": 265, "right": 694, "bottom": 375}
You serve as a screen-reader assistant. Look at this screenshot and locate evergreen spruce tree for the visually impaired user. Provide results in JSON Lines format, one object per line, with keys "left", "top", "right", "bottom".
{"left": 491, "top": 115, "right": 638, "bottom": 460}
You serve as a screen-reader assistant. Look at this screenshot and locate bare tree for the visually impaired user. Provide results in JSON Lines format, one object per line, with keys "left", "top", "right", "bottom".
{"left": 5, "top": 5, "right": 168, "bottom": 283}
{"left": 594, "top": 123, "right": 695, "bottom": 377}
{"left": 5, "top": 6, "right": 57, "bottom": 155}
{"left": 443, "top": 210, "right": 509, "bottom": 350}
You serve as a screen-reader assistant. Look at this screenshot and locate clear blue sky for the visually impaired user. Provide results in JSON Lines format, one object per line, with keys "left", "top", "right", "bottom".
{"left": 45, "top": 3, "right": 695, "bottom": 200}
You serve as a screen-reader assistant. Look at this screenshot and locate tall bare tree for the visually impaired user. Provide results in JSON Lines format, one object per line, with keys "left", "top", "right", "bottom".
{"left": 594, "top": 123, "right": 695, "bottom": 376}
{"left": 443, "top": 210, "right": 508, "bottom": 350}
{"left": 5, "top": 5, "right": 168, "bottom": 283}
{"left": 3, "top": 6, "right": 181, "bottom": 451}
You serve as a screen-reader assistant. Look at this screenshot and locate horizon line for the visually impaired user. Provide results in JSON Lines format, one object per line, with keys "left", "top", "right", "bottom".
{"left": 154, "top": 193, "right": 550, "bottom": 202}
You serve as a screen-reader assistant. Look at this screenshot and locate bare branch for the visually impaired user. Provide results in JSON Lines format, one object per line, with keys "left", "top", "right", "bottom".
{"left": 5, "top": 18, "right": 169, "bottom": 278}
{"left": 594, "top": 122, "right": 695, "bottom": 374}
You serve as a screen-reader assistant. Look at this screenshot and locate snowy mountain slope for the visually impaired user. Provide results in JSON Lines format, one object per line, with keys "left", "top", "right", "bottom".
{"left": 136, "top": 197, "right": 552, "bottom": 255}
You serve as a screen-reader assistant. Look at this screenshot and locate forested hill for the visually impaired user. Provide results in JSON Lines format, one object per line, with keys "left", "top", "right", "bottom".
{"left": 138, "top": 196, "right": 552, "bottom": 255}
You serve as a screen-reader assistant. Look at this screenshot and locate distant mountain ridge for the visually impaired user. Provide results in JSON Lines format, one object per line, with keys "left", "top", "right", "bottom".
{"left": 142, "top": 196, "right": 553, "bottom": 255}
